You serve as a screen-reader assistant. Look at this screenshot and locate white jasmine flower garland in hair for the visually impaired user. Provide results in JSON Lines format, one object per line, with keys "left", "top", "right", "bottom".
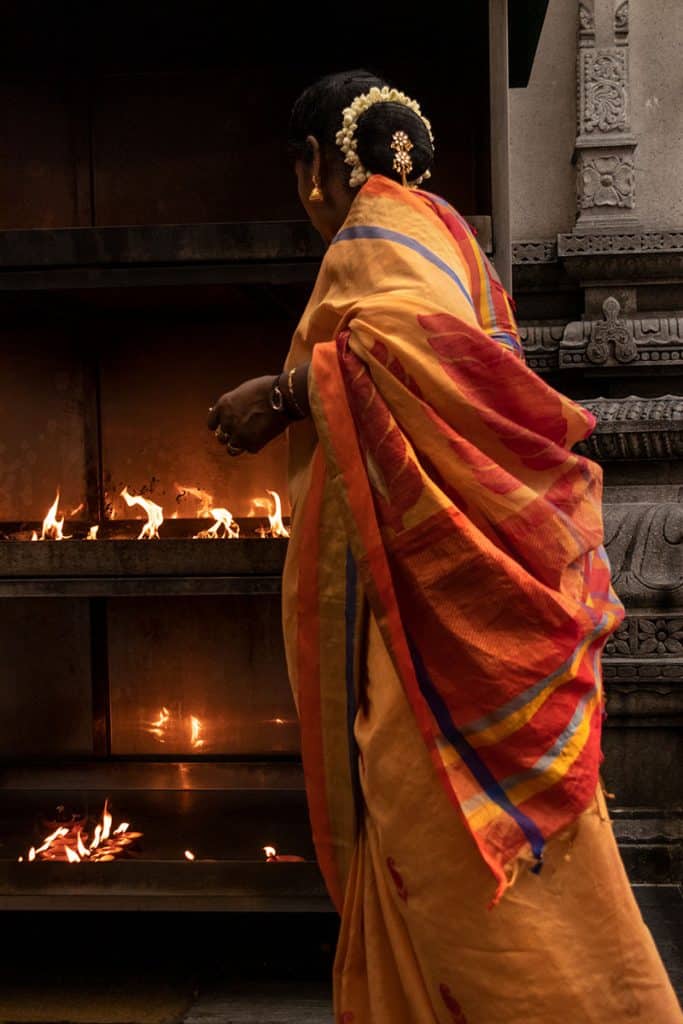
{"left": 335, "top": 86, "right": 435, "bottom": 188}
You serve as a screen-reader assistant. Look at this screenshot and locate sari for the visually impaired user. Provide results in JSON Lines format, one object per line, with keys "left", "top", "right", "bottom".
{"left": 282, "top": 175, "right": 681, "bottom": 1022}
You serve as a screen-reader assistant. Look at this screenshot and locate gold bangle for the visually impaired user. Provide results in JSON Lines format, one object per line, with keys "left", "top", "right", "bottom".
{"left": 286, "top": 367, "right": 307, "bottom": 419}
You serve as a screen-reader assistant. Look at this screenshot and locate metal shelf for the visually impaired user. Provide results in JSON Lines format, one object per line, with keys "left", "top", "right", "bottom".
{"left": 0, "top": 216, "right": 492, "bottom": 293}
{"left": 0, "top": 860, "right": 330, "bottom": 913}
{"left": 0, "top": 538, "right": 287, "bottom": 596}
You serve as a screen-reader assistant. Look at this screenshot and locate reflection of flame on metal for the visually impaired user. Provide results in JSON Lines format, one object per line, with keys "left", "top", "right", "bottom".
{"left": 120, "top": 487, "right": 164, "bottom": 540}
{"left": 252, "top": 490, "right": 290, "bottom": 538}
{"left": 39, "top": 490, "right": 70, "bottom": 541}
{"left": 263, "top": 844, "right": 305, "bottom": 863}
{"left": 190, "top": 716, "right": 204, "bottom": 749}
{"left": 184, "top": 849, "right": 196, "bottom": 861}
{"left": 19, "top": 799, "right": 141, "bottom": 863}
{"left": 174, "top": 484, "right": 214, "bottom": 518}
{"left": 146, "top": 706, "right": 207, "bottom": 750}
{"left": 148, "top": 706, "right": 171, "bottom": 742}
{"left": 86, "top": 525, "right": 99, "bottom": 541}
{"left": 193, "top": 507, "right": 240, "bottom": 540}
{"left": 68, "top": 502, "right": 85, "bottom": 518}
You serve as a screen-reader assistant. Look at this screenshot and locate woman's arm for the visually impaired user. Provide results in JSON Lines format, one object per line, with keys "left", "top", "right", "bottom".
{"left": 207, "top": 363, "right": 311, "bottom": 455}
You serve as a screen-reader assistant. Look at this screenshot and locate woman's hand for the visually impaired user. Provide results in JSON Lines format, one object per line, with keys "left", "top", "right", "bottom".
{"left": 207, "top": 376, "right": 289, "bottom": 455}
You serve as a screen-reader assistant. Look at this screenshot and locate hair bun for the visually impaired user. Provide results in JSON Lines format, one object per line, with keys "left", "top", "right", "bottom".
{"left": 355, "top": 102, "right": 434, "bottom": 185}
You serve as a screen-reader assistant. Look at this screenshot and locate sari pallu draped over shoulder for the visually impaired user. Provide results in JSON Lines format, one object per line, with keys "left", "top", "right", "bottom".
{"left": 286, "top": 175, "right": 625, "bottom": 911}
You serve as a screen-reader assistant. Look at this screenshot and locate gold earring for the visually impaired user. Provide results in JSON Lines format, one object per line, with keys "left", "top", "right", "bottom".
{"left": 309, "top": 175, "right": 324, "bottom": 203}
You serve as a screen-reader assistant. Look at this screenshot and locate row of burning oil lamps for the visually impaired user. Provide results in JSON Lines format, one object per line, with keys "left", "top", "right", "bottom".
{"left": 18, "top": 798, "right": 304, "bottom": 865}
{"left": 31, "top": 484, "right": 289, "bottom": 542}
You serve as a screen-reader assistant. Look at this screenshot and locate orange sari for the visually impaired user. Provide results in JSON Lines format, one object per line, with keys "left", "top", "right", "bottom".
{"left": 282, "top": 176, "right": 681, "bottom": 1022}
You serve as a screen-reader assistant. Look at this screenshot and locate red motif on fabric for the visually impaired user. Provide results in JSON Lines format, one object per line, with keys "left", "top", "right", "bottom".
{"left": 371, "top": 339, "right": 424, "bottom": 400}
{"left": 339, "top": 339, "right": 424, "bottom": 531}
{"left": 386, "top": 856, "right": 408, "bottom": 901}
{"left": 417, "top": 312, "right": 586, "bottom": 471}
{"left": 439, "top": 983, "right": 468, "bottom": 1023}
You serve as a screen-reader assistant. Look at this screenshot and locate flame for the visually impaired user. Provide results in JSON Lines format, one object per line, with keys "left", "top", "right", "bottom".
{"left": 193, "top": 507, "right": 239, "bottom": 540}
{"left": 252, "top": 491, "right": 289, "bottom": 538}
{"left": 263, "top": 846, "right": 277, "bottom": 861}
{"left": 184, "top": 849, "right": 196, "bottom": 861}
{"left": 120, "top": 487, "right": 164, "bottom": 540}
{"left": 101, "top": 799, "right": 112, "bottom": 842}
{"left": 30, "top": 531, "right": 38, "bottom": 541}
{"left": 90, "top": 824, "right": 102, "bottom": 851}
{"left": 68, "top": 502, "right": 85, "bottom": 517}
{"left": 86, "top": 525, "right": 99, "bottom": 540}
{"left": 76, "top": 831, "right": 90, "bottom": 859}
{"left": 35, "top": 826, "right": 69, "bottom": 855}
{"left": 190, "top": 715, "right": 204, "bottom": 749}
{"left": 174, "top": 484, "right": 214, "bottom": 518}
{"left": 39, "top": 491, "right": 70, "bottom": 541}
{"left": 21, "top": 801, "right": 141, "bottom": 863}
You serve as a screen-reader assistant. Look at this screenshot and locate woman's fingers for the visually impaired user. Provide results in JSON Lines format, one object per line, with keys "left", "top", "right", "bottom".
{"left": 207, "top": 403, "right": 220, "bottom": 431}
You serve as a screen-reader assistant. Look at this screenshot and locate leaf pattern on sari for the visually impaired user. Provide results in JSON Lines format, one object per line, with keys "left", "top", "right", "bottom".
{"left": 418, "top": 312, "right": 590, "bottom": 471}
{"left": 386, "top": 856, "right": 408, "bottom": 902}
{"left": 371, "top": 338, "right": 424, "bottom": 399}
{"left": 340, "top": 340, "right": 424, "bottom": 531}
{"left": 439, "top": 983, "right": 468, "bottom": 1023}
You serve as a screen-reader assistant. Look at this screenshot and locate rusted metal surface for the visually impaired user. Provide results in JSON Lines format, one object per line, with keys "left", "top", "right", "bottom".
{"left": 90, "top": 598, "right": 111, "bottom": 756}
{"left": 98, "top": 319, "right": 292, "bottom": 522}
{"left": 0, "top": 784, "right": 327, "bottom": 909}
{"left": 0, "top": 576, "right": 283, "bottom": 598}
{"left": 0, "top": 538, "right": 287, "bottom": 578}
{"left": 0, "top": 598, "right": 93, "bottom": 756}
{"left": 0, "top": 78, "right": 84, "bottom": 231}
{"left": 0, "top": 761, "right": 305, "bottom": 791}
{"left": 0, "top": 221, "right": 323, "bottom": 270}
{"left": 0, "top": 332, "right": 87, "bottom": 522}
{"left": 108, "top": 594, "right": 298, "bottom": 756}
{"left": 0, "top": 861, "right": 330, "bottom": 912}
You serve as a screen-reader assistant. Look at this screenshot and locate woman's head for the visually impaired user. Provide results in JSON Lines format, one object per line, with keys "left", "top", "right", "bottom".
{"left": 289, "top": 70, "right": 435, "bottom": 241}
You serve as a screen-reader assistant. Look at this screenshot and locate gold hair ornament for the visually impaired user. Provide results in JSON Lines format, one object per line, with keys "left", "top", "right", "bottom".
{"left": 335, "top": 85, "right": 434, "bottom": 189}
{"left": 391, "top": 131, "right": 414, "bottom": 188}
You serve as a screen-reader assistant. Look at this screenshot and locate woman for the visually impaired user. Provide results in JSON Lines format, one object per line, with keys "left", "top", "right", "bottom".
{"left": 208, "top": 71, "right": 681, "bottom": 1023}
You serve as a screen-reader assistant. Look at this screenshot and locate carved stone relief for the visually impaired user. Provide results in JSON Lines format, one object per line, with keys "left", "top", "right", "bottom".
{"left": 580, "top": 49, "right": 629, "bottom": 135}
{"left": 520, "top": 299, "right": 683, "bottom": 372}
{"left": 587, "top": 296, "right": 637, "bottom": 362}
{"left": 579, "top": 1, "right": 595, "bottom": 47}
{"left": 577, "top": 151, "right": 634, "bottom": 209}
{"left": 558, "top": 230, "right": 683, "bottom": 256}
{"left": 574, "top": 3, "right": 636, "bottom": 228}
{"left": 614, "top": 0, "right": 629, "bottom": 45}
{"left": 510, "top": 240, "right": 558, "bottom": 264}
{"left": 574, "top": 396, "right": 683, "bottom": 460}
{"left": 603, "top": 503, "right": 683, "bottom": 608}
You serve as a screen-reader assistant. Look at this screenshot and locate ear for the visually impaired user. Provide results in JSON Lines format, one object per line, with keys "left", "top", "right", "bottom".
{"left": 306, "top": 134, "right": 322, "bottom": 182}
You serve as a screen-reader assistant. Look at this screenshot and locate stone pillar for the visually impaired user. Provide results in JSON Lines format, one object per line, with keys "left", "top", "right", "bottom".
{"left": 574, "top": 0, "right": 638, "bottom": 230}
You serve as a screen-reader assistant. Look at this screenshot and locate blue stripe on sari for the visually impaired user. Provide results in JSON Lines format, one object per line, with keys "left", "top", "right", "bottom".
{"left": 408, "top": 638, "right": 545, "bottom": 862}
{"left": 345, "top": 548, "right": 362, "bottom": 826}
{"left": 333, "top": 225, "right": 475, "bottom": 311}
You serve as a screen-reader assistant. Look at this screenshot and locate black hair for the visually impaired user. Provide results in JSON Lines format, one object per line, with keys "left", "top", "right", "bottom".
{"left": 288, "top": 69, "right": 434, "bottom": 188}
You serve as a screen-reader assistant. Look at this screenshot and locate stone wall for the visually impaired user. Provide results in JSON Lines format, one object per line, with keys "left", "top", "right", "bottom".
{"left": 510, "top": 0, "right": 683, "bottom": 884}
